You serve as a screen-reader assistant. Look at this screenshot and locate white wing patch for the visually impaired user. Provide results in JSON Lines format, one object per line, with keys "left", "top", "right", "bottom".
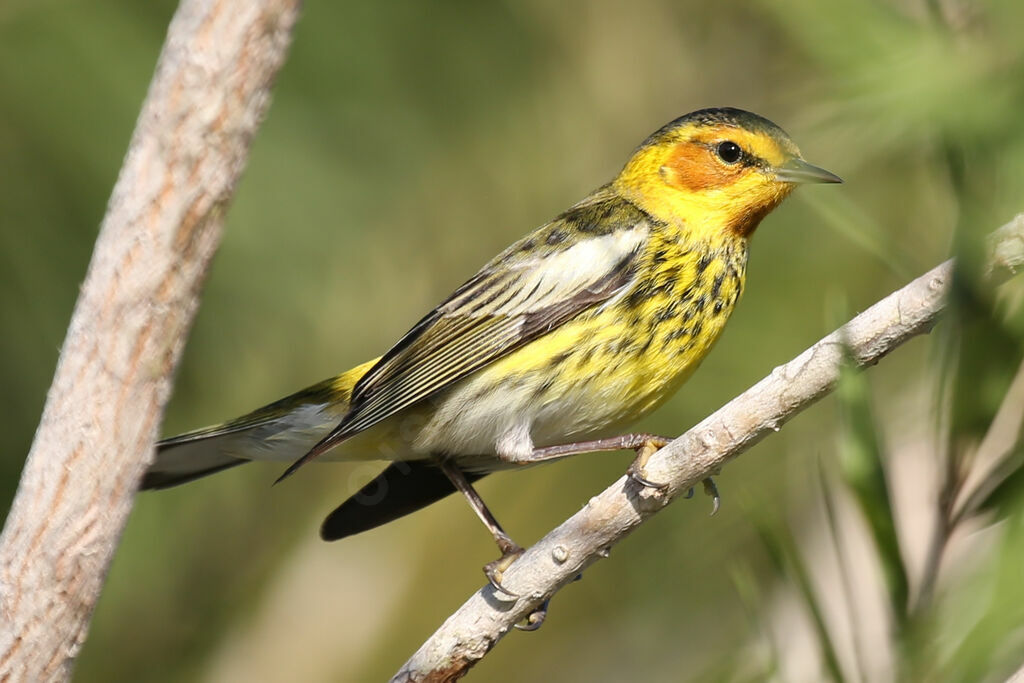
{"left": 462, "top": 226, "right": 649, "bottom": 319}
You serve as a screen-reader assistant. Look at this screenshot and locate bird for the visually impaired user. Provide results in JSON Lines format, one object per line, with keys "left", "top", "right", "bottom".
{"left": 145, "top": 107, "right": 840, "bottom": 599}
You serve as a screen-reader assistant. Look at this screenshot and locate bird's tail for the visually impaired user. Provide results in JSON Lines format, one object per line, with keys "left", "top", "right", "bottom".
{"left": 142, "top": 430, "right": 252, "bottom": 489}
{"left": 142, "top": 365, "right": 376, "bottom": 491}
{"left": 142, "top": 404, "right": 340, "bottom": 490}
{"left": 142, "top": 358, "right": 474, "bottom": 537}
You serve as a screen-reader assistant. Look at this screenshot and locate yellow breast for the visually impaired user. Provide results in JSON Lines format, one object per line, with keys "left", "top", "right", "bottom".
{"left": 328, "top": 220, "right": 749, "bottom": 460}
{"left": 421, "top": 225, "right": 748, "bottom": 452}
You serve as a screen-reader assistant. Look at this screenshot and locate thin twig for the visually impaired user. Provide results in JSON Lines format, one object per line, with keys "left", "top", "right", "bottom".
{"left": 393, "top": 214, "right": 1024, "bottom": 682}
{"left": 0, "top": 1, "right": 300, "bottom": 680}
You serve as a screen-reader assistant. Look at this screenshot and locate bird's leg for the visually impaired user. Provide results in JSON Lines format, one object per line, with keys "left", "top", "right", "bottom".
{"left": 437, "top": 459, "right": 524, "bottom": 598}
{"left": 439, "top": 459, "right": 591, "bottom": 629}
{"left": 524, "top": 433, "right": 671, "bottom": 487}
{"left": 518, "top": 433, "right": 720, "bottom": 513}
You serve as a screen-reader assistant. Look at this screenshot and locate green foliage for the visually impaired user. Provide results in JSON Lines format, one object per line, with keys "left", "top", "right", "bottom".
{"left": 836, "top": 342, "right": 910, "bottom": 624}
{"left": 755, "top": 517, "right": 847, "bottom": 682}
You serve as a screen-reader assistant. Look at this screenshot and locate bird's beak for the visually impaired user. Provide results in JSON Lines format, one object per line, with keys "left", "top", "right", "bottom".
{"left": 774, "top": 158, "right": 843, "bottom": 184}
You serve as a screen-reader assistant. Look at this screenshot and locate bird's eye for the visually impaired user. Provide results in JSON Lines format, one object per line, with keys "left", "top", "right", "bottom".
{"left": 716, "top": 141, "right": 742, "bottom": 164}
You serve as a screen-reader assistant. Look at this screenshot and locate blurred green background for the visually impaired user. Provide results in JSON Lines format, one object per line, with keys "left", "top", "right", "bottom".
{"left": 3, "top": 0, "right": 1024, "bottom": 681}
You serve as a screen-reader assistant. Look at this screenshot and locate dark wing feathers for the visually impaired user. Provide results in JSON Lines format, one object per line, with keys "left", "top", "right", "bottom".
{"left": 343, "top": 317, "right": 519, "bottom": 434}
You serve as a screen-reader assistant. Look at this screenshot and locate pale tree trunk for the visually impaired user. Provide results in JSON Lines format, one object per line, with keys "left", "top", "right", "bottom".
{"left": 0, "top": 1, "right": 301, "bottom": 680}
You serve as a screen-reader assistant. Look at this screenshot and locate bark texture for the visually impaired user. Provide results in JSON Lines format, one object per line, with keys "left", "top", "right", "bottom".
{"left": 0, "top": 1, "right": 301, "bottom": 680}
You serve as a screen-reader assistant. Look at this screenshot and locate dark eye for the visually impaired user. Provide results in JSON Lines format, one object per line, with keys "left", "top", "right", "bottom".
{"left": 716, "top": 141, "right": 742, "bottom": 164}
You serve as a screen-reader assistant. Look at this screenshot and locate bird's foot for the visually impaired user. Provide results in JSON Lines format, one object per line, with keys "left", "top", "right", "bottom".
{"left": 484, "top": 540, "right": 525, "bottom": 600}
{"left": 625, "top": 437, "right": 722, "bottom": 515}
{"left": 702, "top": 476, "right": 721, "bottom": 516}
{"left": 514, "top": 571, "right": 582, "bottom": 631}
{"left": 515, "top": 599, "right": 550, "bottom": 631}
{"left": 626, "top": 436, "right": 671, "bottom": 490}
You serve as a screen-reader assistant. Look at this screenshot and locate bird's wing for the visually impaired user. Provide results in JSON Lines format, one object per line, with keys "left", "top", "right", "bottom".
{"left": 350, "top": 227, "right": 646, "bottom": 430}
{"left": 276, "top": 214, "right": 649, "bottom": 481}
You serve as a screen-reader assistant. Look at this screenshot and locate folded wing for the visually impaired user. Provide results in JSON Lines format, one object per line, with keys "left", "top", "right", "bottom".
{"left": 277, "top": 218, "right": 649, "bottom": 481}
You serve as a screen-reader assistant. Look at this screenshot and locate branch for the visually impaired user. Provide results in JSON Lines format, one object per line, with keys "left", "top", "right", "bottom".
{"left": 393, "top": 214, "right": 1024, "bottom": 682}
{"left": 0, "top": 1, "right": 300, "bottom": 680}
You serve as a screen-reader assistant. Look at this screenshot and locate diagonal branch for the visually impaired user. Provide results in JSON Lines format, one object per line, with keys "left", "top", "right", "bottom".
{"left": 0, "top": 1, "right": 300, "bottom": 680}
{"left": 393, "top": 214, "right": 1024, "bottom": 682}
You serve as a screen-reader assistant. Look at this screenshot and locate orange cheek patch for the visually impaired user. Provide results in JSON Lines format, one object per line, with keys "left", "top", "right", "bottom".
{"left": 661, "top": 142, "right": 735, "bottom": 192}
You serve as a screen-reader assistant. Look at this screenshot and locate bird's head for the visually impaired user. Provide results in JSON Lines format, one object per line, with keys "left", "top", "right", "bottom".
{"left": 614, "top": 108, "right": 840, "bottom": 239}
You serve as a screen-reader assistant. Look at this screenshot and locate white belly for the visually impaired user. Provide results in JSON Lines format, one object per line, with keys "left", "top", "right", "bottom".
{"left": 410, "top": 367, "right": 642, "bottom": 462}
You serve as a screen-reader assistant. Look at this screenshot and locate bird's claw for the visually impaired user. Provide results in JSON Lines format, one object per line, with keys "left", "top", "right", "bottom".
{"left": 484, "top": 545, "right": 524, "bottom": 600}
{"left": 515, "top": 599, "right": 550, "bottom": 631}
{"left": 703, "top": 477, "right": 721, "bottom": 516}
{"left": 626, "top": 465, "right": 669, "bottom": 491}
{"left": 626, "top": 439, "right": 670, "bottom": 491}
{"left": 624, "top": 436, "right": 722, "bottom": 514}
{"left": 515, "top": 572, "right": 584, "bottom": 631}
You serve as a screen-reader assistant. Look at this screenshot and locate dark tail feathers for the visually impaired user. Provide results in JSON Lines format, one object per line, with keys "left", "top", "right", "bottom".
{"left": 141, "top": 437, "right": 249, "bottom": 490}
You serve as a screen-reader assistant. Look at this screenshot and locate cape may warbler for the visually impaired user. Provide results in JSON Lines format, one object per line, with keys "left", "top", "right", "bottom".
{"left": 147, "top": 107, "right": 840, "bottom": 592}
